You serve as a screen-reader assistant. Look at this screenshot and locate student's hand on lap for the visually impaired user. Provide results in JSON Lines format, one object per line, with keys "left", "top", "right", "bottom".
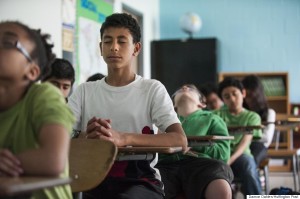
{"left": 0, "top": 149, "right": 23, "bottom": 177}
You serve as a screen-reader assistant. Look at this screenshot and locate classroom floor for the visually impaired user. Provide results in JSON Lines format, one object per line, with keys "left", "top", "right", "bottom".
{"left": 235, "top": 172, "right": 295, "bottom": 199}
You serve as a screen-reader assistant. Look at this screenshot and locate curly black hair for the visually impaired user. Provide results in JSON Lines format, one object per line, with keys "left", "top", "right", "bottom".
{"left": 100, "top": 13, "right": 141, "bottom": 43}
{"left": 86, "top": 73, "right": 105, "bottom": 82}
{"left": 42, "top": 58, "right": 75, "bottom": 85}
{"left": 199, "top": 82, "right": 219, "bottom": 98}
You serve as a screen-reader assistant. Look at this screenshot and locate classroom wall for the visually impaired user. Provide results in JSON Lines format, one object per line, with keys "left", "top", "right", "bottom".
{"left": 0, "top": 0, "right": 159, "bottom": 80}
{"left": 114, "top": 0, "right": 160, "bottom": 79}
{"left": 0, "top": 0, "right": 63, "bottom": 58}
{"left": 159, "top": 0, "right": 300, "bottom": 103}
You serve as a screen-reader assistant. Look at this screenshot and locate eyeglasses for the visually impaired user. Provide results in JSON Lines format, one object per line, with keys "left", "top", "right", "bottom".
{"left": 0, "top": 39, "right": 32, "bottom": 62}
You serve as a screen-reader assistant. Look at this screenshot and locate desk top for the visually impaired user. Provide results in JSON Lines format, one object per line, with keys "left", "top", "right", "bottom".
{"left": 227, "top": 125, "right": 264, "bottom": 133}
{"left": 187, "top": 135, "right": 234, "bottom": 141}
{"left": 118, "top": 146, "right": 182, "bottom": 154}
{"left": 0, "top": 176, "right": 71, "bottom": 197}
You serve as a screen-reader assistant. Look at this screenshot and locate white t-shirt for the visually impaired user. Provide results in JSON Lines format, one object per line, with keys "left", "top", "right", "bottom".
{"left": 68, "top": 75, "right": 179, "bottom": 133}
{"left": 68, "top": 75, "right": 179, "bottom": 186}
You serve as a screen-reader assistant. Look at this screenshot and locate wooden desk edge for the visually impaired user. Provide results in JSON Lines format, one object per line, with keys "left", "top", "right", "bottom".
{"left": 0, "top": 177, "right": 71, "bottom": 197}
{"left": 228, "top": 125, "right": 264, "bottom": 130}
{"left": 187, "top": 135, "right": 234, "bottom": 141}
{"left": 118, "top": 146, "right": 183, "bottom": 154}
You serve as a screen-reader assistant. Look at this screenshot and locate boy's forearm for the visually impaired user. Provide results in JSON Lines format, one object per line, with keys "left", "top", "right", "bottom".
{"left": 124, "top": 131, "right": 187, "bottom": 147}
{"left": 17, "top": 149, "right": 67, "bottom": 176}
{"left": 229, "top": 134, "right": 253, "bottom": 165}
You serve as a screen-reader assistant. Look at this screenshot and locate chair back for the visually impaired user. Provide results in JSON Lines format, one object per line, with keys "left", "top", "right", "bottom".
{"left": 69, "top": 139, "right": 117, "bottom": 193}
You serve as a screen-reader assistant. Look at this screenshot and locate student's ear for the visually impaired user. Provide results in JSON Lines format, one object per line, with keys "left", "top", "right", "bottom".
{"left": 25, "top": 63, "right": 40, "bottom": 81}
{"left": 99, "top": 42, "right": 103, "bottom": 56}
{"left": 198, "top": 102, "right": 207, "bottom": 109}
{"left": 242, "top": 89, "right": 246, "bottom": 98}
{"left": 133, "top": 42, "right": 141, "bottom": 56}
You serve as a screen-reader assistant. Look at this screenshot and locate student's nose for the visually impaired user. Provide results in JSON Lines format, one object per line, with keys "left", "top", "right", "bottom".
{"left": 229, "top": 95, "right": 235, "bottom": 102}
{"left": 110, "top": 41, "right": 119, "bottom": 52}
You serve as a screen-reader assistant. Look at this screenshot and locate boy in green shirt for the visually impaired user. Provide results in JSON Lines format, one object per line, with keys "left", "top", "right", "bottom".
{"left": 214, "top": 77, "right": 262, "bottom": 197}
{"left": 156, "top": 84, "right": 233, "bottom": 199}
{"left": 0, "top": 21, "right": 74, "bottom": 199}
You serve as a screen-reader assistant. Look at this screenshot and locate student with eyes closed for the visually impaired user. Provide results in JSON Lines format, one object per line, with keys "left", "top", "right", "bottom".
{"left": 214, "top": 77, "right": 262, "bottom": 197}
{"left": 156, "top": 84, "right": 233, "bottom": 199}
{"left": 68, "top": 13, "right": 187, "bottom": 199}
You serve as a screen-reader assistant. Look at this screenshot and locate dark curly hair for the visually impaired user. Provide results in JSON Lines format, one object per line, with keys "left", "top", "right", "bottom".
{"left": 218, "top": 77, "right": 244, "bottom": 99}
{"left": 42, "top": 58, "right": 75, "bottom": 85}
{"left": 199, "top": 82, "right": 219, "bottom": 98}
{"left": 1, "top": 21, "right": 56, "bottom": 81}
{"left": 100, "top": 13, "right": 141, "bottom": 43}
{"left": 86, "top": 73, "right": 105, "bottom": 82}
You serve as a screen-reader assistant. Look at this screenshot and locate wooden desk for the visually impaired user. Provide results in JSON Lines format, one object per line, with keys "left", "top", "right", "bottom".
{"left": 0, "top": 176, "right": 71, "bottom": 198}
{"left": 117, "top": 136, "right": 234, "bottom": 160}
{"left": 187, "top": 135, "right": 234, "bottom": 147}
{"left": 227, "top": 125, "right": 264, "bottom": 134}
{"left": 117, "top": 146, "right": 182, "bottom": 161}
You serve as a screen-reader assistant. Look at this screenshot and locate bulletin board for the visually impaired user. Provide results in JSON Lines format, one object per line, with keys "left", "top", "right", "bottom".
{"left": 76, "top": 0, "right": 113, "bottom": 83}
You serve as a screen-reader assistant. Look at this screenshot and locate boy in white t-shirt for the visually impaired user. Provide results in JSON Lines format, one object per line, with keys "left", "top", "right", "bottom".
{"left": 68, "top": 13, "right": 187, "bottom": 199}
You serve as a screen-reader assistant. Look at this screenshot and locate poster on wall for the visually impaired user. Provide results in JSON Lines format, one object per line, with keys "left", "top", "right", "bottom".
{"left": 62, "top": 0, "right": 76, "bottom": 65}
{"left": 76, "top": 0, "right": 113, "bottom": 83}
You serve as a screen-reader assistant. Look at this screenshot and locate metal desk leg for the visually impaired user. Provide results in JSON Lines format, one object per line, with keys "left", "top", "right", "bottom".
{"left": 292, "top": 155, "right": 298, "bottom": 191}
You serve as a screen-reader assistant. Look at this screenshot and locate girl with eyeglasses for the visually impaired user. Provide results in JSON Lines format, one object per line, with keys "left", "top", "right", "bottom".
{"left": 0, "top": 21, "right": 74, "bottom": 199}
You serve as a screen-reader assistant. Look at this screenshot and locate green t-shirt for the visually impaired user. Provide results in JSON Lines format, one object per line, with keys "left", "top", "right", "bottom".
{"left": 0, "top": 83, "right": 75, "bottom": 199}
{"left": 214, "top": 106, "right": 262, "bottom": 156}
{"left": 159, "top": 109, "right": 231, "bottom": 163}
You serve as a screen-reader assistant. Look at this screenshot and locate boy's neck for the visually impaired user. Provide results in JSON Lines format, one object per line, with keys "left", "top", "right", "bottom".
{"left": 229, "top": 107, "right": 244, "bottom": 115}
{"left": 177, "top": 103, "right": 200, "bottom": 117}
{"left": 105, "top": 70, "right": 135, "bottom": 87}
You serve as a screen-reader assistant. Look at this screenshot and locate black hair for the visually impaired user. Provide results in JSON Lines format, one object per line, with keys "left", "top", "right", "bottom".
{"left": 199, "top": 82, "right": 219, "bottom": 97}
{"left": 86, "top": 73, "right": 105, "bottom": 82}
{"left": 218, "top": 77, "right": 244, "bottom": 99}
{"left": 242, "top": 75, "right": 269, "bottom": 122}
{"left": 42, "top": 58, "right": 75, "bottom": 85}
{"left": 33, "top": 29, "right": 56, "bottom": 80}
{"left": 100, "top": 13, "right": 141, "bottom": 43}
{"left": 1, "top": 21, "right": 56, "bottom": 81}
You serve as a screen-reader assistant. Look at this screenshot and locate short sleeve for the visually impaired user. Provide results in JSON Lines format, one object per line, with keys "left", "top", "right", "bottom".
{"left": 30, "top": 83, "right": 75, "bottom": 135}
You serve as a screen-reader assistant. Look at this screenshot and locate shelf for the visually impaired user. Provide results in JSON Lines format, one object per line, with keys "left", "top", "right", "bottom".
{"left": 218, "top": 72, "right": 290, "bottom": 115}
{"left": 267, "top": 96, "right": 288, "bottom": 101}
